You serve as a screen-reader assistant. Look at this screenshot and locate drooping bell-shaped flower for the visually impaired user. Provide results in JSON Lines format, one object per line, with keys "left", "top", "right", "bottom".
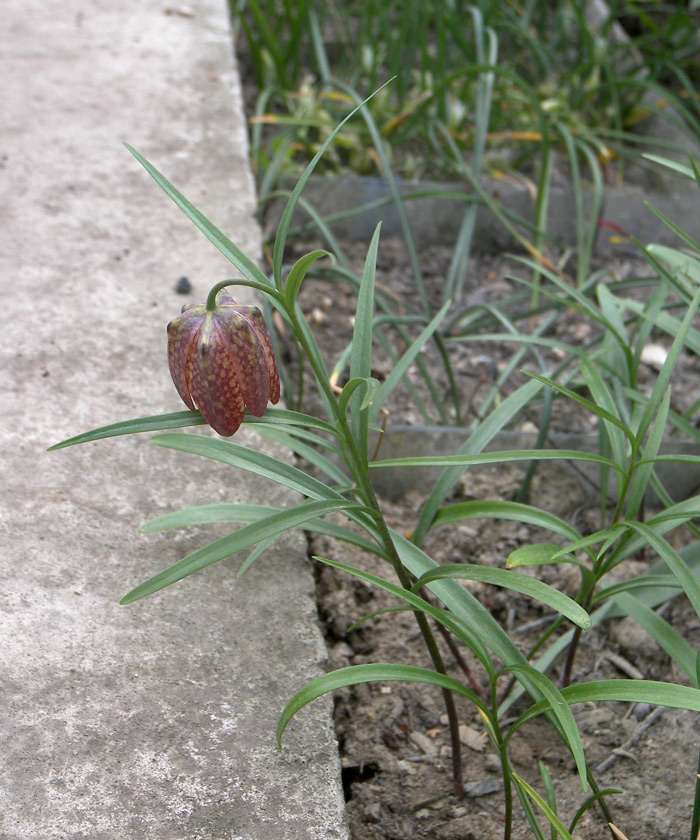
{"left": 167, "top": 291, "right": 280, "bottom": 436}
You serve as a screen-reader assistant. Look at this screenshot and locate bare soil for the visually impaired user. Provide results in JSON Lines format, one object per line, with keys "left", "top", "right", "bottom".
{"left": 283, "top": 236, "right": 700, "bottom": 839}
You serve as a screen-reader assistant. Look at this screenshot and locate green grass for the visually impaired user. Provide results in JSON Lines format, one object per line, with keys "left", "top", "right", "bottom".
{"left": 232, "top": 0, "right": 700, "bottom": 184}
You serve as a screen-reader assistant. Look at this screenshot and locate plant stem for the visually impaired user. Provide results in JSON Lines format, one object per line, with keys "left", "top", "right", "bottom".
{"left": 288, "top": 302, "right": 466, "bottom": 795}
{"left": 562, "top": 589, "right": 594, "bottom": 687}
{"left": 353, "top": 453, "right": 466, "bottom": 797}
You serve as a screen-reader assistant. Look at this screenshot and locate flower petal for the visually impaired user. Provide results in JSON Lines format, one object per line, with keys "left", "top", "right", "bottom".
{"left": 235, "top": 306, "right": 281, "bottom": 405}
{"left": 214, "top": 308, "right": 270, "bottom": 416}
{"left": 189, "top": 314, "right": 247, "bottom": 436}
{"left": 167, "top": 309, "right": 204, "bottom": 411}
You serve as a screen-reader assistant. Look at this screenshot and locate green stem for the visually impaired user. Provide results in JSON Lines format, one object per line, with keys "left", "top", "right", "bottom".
{"left": 287, "top": 300, "right": 466, "bottom": 794}
{"left": 501, "top": 749, "right": 513, "bottom": 840}
{"left": 205, "top": 278, "right": 284, "bottom": 311}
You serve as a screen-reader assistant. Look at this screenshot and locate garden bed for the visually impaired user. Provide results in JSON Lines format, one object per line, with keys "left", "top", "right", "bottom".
{"left": 283, "top": 237, "right": 700, "bottom": 839}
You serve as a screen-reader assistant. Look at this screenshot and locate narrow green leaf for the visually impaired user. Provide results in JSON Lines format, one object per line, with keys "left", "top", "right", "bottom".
{"left": 347, "top": 605, "right": 413, "bottom": 632}
{"left": 512, "top": 775, "right": 574, "bottom": 840}
{"left": 48, "top": 410, "right": 206, "bottom": 450}
{"left": 636, "top": 286, "right": 700, "bottom": 444}
{"left": 254, "top": 426, "right": 349, "bottom": 486}
{"left": 613, "top": 592, "right": 698, "bottom": 686}
{"left": 236, "top": 534, "right": 277, "bottom": 578}
{"left": 412, "top": 564, "right": 591, "bottom": 629}
{"left": 350, "top": 224, "right": 382, "bottom": 464}
{"left": 140, "top": 502, "right": 384, "bottom": 556}
{"left": 642, "top": 154, "right": 696, "bottom": 179}
{"left": 524, "top": 371, "right": 635, "bottom": 447}
{"left": 315, "top": 555, "right": 493, "bottom": 671}
{"left": 151, "top": 433, "right": 347, "bottom": 503}
{"left": 141, "top": 503, "right": 274, "bottom": 532}
{"left": 508, "top": 543, "right": 578, "bottom": 568}
{"left": 593, "top": 575, "right": 681, "bottom": 605}
{"left": 252, "top": 422, "right": 342, "bottom": 455}
{"left": 621, "top": 521, "right": 700, "bottom": 619}
{"left": 568, "top": 788, "right": 623, "bottom": 834}
{"left": 284, "top": 249, "right": 332, "bottom": 309}
{"left": 538, "top": 762, "right": 558, "bottom": 840}
{"left": 577, "top": 358, "right": 628, "bottom": 473}
{"left": 505, "top": 663, "right": 587, "bottom": 788}
{"left": 125, "top": 145, "right": 275, "bottom": 292}
{"left": 272, "top": 84, "right": 391, "bottom": 287}
{"left": 391, "top": 530, "right": 558, "bottom": 706}
{"left": 372, "top": 448, "right": 623, "bottom": 473}
{"left": 520, "top": 679, "right": 700, "bottom": 727}
{"left": 413, "top": 378, "right": 545, "bottom": 546}
{"left": 618, "top": 298, "right": 700, "bottom": 355}
{"left": 277, "top": 663, "right": 486, "bottom": 746}
{"left": 432, "top": 500, "right": 584, "bottom": 546}
{"left": 338, "top": 377, "right": 380, "bottom": 418}
{"left": 121, "top": 499, "right": 359, "bottom": 603}
{"left": 369, "top": 300, "right": 452, "bottom": 424}
{"left": 246, "top": 407, "right": 342, "bottom": 439}
{"left": 626, "top": 387, "right": 670, "bottom": 520}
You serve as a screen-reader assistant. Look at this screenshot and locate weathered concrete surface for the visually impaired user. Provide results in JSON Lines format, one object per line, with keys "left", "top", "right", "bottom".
{"left": 0, "top": 2, "right": 347, "bottom": 838}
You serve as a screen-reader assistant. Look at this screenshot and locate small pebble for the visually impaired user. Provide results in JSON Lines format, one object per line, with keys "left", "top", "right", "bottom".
{"left": 633, "top": 702, "right": 653, "bottom": 721}
{"left": 174, "top": 276, "right": 192, "bottom": 294}
{"left": 408, "top": 730, "right": 437, "bottom": 756}
{"left": 484, "top": 753, "right": 501, "bottom": 773}
{"left": 364, "top": 802, "right": 381, "bottom": 823}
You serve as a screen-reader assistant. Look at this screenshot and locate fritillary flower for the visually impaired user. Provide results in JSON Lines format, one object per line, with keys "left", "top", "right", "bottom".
{"left": 167, "top": 291, "right": 280, "bottom": 436}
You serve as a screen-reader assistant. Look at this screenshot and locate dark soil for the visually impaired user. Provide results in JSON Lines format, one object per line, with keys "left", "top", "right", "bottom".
{"left": 281, "top": 236, "right": 700, "bottom": 839}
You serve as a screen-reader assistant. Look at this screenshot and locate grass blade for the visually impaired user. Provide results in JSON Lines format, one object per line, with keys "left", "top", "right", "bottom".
{"left": 613, "top": 592, "right": 698, "bottom": 686}
{"left": 125, "top": 145, "right": 274, "bottom": 292}
{"left": 412, "top": 564, "right": 591, "bottom": 629}
{"left": 151, "top": 433, "right": 347, "bottom": 502}
{"left": 277, "top": 663, "right": 487, "bottom": 747}
{"left": 48, "top": 410, "right": 206, "bottom": 450}
{"left": 411, "top": 378, "right": 545, "bottom": 546}
{"left": 371, "top": 449, "right": 624, "bottom": 473}
{"left": 350, "top": 224, "right": 382, "bottom": 463}
{"left": 121, "top": 499, "right": 360, "bottom": 603}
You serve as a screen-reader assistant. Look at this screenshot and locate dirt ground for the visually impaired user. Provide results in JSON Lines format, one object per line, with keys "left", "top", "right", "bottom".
{"left": 280, "top": 236, "right": 700, "bottom": 839}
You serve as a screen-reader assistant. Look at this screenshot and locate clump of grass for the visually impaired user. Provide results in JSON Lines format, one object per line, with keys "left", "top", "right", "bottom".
{"left": 233, "top": 0, "right": 700, "bottom": 185}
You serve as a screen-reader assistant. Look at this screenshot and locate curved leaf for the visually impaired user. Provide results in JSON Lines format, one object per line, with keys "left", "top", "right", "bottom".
{"left": 244, "top": 407, "right": 342, "bottom": 439}
{"left": 508, "top": 543, "right": 578, "bottom": 568}
{"left": 350, "top": 224, "right": 382, "bottom": 464}
{"left": 505, "top": 664, "right": 587, "bottom": 788}
{"left": 140, "top": 503, "right": 384, "bottom": 557}
{"left": 412, "top": 378, "right": 545, "bottom": 546}
{"left": 285, "top": 249, "right": 332, "bottom": 308}
{"left": 412, "top": 564, "right": 591, "bottom": 629}
{"left": 621, "top": 521, "right": 700, "bottom": 619}
{"left": 519, "top": 678, "right": 700, "bottom": 728}
{"left": 372, "top": 448, "right": 623, "bottom": 473}
{"left": 613, "top": 592, "right": 698, "bottom": 686}
{"left": 315, "top": 555, "right": 493, "bottom": 671}
{"left": 432, "top": 500, "right": 583, "bottom": 545}
{"left": 121, "top": 499, "right": 360, "bottom": 604}
{"left": 126, "top": 145, "right": 275, "bottom": 292}
{"left": 151, "top": 433, "right": 347, "bottom": 503}
{"left": 48, "top": 410, "right": 206, "bottom": 450}
{"left": 277, "top": 663, "right": 487, "bottom": 746}
{"left": 512, "top": 775, "right": 574, "bottom": 840}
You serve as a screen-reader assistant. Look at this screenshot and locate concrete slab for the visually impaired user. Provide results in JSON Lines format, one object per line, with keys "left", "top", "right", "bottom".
{"left": 0, "top": 2, "right": 348, "bottom": 838}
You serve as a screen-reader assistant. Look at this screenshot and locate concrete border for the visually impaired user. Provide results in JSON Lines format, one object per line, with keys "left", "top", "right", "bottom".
{"left": 1, "top": 2, "right": 348, "bottom": 838}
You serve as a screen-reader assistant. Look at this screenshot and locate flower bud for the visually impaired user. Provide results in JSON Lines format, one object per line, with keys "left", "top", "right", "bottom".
{"left": 167, "top": 291, "right": 280, "bottom": 436}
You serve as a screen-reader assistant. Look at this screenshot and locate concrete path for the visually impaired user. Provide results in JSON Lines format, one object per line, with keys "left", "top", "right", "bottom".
{"left": 1, "top": 2, "right": 348, "bottom": 838}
